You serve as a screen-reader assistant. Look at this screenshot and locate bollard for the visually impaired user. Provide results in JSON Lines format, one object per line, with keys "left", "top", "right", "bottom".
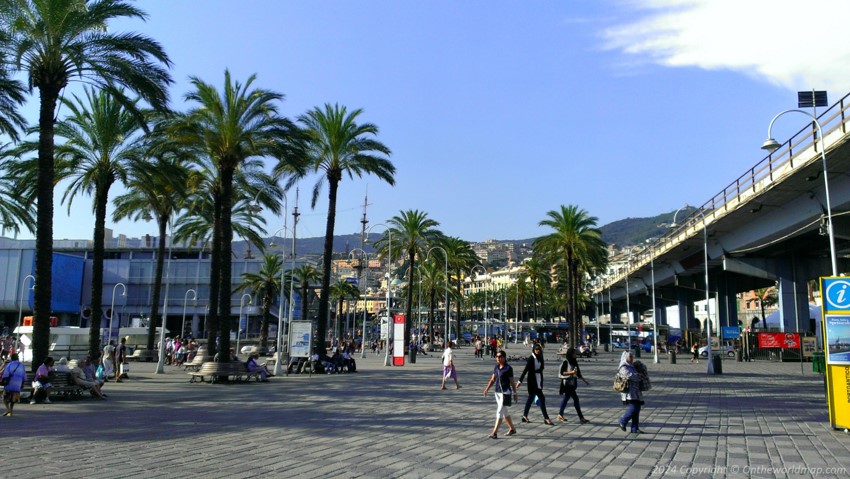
{"left": 670, "top": 351, "right": 677, "bottom": 364}
{"left": 634, "top": 347, "right": 641, "bottom": 358}
{"left": 409, "top": 346, "right": 416, "bottom": 364}
{"left": 712, "top": 354, "right": 722, "bottom": 374}
{"left": 736, "top": 348, "right": 743, "bottom": 362}
{"left": 604, "top": 343, "right": 609, "bottom": 352}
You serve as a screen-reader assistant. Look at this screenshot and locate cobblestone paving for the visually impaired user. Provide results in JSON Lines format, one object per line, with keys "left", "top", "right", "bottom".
{"left": 6, "top": 347, "right": 850, "bottom": 478}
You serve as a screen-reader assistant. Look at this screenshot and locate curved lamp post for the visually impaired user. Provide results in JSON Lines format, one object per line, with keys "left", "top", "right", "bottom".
{"left": 236, "top": 293, "right": 252, "bottom": 356}
{"left": 181, "top": 289, "right": 197, "bottom": 340}
{"left": 109, "top": 283, "right": 127, "bottom": 345}
{"left": 645, "top": 240, "right": 659, "bottom": 364}
{"left": 427, "top": 246, "right": 449, "bottom": 345}
{"left": 268, "top": 225, "right": 291, "bottom": 376}
{"left": 471, "top": 265, "right": 487, "bottom": 341}
{"left": 17, "top": 274, "right": 35, "bottom": 342}
{"left": 367, "top": 223, "right": 392, "bottom": 366}
{"left": 762, "top": 110, "right": 837, "bottom": 276}
{"left": 349, "top": 247, "right": 369, "bottom": 359}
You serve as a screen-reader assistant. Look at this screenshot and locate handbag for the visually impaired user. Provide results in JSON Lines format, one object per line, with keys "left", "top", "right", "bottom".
{"left": 613, "top": 374, "right": 629, "bottom": 393}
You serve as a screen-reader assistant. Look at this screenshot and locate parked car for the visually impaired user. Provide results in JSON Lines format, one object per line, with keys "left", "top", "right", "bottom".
{"left": 699, "top": 344, "right": 736, "bottom": 358}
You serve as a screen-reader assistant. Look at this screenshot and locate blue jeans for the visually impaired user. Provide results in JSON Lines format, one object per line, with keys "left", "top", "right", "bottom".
{"left": 620, "top": 401, "right": 641, "bottom": 431}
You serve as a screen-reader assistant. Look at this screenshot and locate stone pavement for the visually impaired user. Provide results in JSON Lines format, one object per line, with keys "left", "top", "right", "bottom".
{"left": 5, "top": 345, "right": 850, "bottom": 479}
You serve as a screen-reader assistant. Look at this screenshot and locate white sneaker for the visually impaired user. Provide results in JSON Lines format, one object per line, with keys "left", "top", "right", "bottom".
{"left": 29, "top": 400, "right": 36, "bottom": 405}
{"left": 44, "top": 398, "right": 51, "bottom": 404}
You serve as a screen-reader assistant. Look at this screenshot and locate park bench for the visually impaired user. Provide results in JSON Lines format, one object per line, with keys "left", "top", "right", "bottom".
{"left": 187, "top": 362, "right": 262, "bottom": 383}
{"left": 25, "top": 371, "right": 86, "bottom": 401}
{"left": 183, "top": 355, "right": 212, "bottom": 372}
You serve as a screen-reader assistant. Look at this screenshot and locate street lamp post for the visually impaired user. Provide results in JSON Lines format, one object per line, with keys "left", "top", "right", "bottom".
{"left": 236, "top": 293, "right": 252, "bottom": 356}
{"left": 762, "top": 110, "right": 838, "bottom": 276}
{"left": 349, "top": 248, "right": 369, "bottom": 359}
{"left": 366, "top": 223, "right": 392, "bottom": 366}
{"left": 17, "top": 274, "right": 35, "bottom": 342}
{"left": 155, "top": 219, "right": 174, "bottom": 374}
{"left": 645, "top": 241, "right": 659, "bottom": 363}
{"left": 472, "top": 265, "right": 487, "bottom": 342}
{"left": 268, "top": 225, "right": 292, "bottom": 377}
{"left": 109, "top": 283, "right": 127, "bottom": 345}
{"left": 181, "top": 289, "right": 197, "bottom": 341}
{"left": 427, "top": 246, "right": 449, "bottom": 346}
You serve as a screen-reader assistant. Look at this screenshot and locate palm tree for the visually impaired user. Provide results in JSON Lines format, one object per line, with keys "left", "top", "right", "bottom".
{"left": 238, "top": 253, "right": 283, "bottom": 350}
{"left": 0, "top": 44, "right": 25, "bottom": 142}
{"left": 379, "top": 210, "right": 440, "bottom": 345}
{"left": 112, "top": 126, "right": 190, "bottom": 353}
{"left": 0, "top": 144, "right": 35, "bottom": 237}
{"left": 417, "top": 261, "right": 443, "bottom": 343}
{"left": 443, "top": 236, "right": 480, "bottom": 339}
{"left": 52, "top": 87, "right": 145, "bottom": 359}
{"left": 329, "top": 280, "right": 360, "bottom": 341}
{"left": 522, "top": 257, "right": 550, "bottom": 324}
{"left": 535, "top": 205, "right": 607, "bottom": 347}
{"left": 292, "top": 103, "right": 394, "bottom": 355}
{"left": 0, "top": 0, "right": 172, "bottom": 369}
{"left": 291, "top": 264, "right": 322, "bottom": 326}
{"left": 173, "top": 70, "right": 302, "bottom": 360}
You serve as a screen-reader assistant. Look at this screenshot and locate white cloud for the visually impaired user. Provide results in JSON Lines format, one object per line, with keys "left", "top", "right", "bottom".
{"left": 602, "top": 0, "right": 850, "bottom": 91}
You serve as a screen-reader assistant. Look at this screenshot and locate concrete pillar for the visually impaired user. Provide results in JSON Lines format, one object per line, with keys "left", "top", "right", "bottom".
{"left": 776, "top": 257, "right": 810, "bottom": 333}
{"left": 676, "top": 289, "right": 698, "bottom": 330}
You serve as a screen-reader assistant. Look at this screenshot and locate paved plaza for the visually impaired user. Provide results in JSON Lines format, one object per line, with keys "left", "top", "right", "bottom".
{"left": 6, "top": 345, "right": 850, "bottom": 478}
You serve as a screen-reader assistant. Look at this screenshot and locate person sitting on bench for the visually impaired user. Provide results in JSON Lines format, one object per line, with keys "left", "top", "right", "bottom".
{"left": 246, "top": 353, "right": 272, "bottom": 381}
{"left": 31, "top": 357, "right": 54, "bottom": 404}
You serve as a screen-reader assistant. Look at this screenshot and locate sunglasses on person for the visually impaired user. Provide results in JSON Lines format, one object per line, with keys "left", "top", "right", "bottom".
{"left": 496, "top": 354, "right": 505, "bottom": 359}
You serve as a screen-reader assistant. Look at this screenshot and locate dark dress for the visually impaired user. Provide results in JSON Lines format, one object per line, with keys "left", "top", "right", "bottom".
{"left": 518, "top": 353, "right": 550, "bottom": 420}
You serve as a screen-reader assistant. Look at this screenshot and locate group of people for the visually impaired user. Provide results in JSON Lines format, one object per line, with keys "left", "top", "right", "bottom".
{"left": 472, "top": 335, "right": 502, "bottom": 360}
{"left": 480, "top": 343, "right": 649, "bottom": 438}
{"left": 1, "top": 335, "right": 24, "bottom": 362}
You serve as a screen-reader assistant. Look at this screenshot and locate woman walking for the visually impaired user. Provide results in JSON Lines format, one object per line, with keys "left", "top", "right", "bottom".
{"left": 690, "top": 342, "right": 699, "bottom": 363}
{"left": 616, "top": 350, "right": 647, "bottom": 434}
{"left": 2, "top": 353, "right": 27, "bottom": 416}
{"left": 557, "top": 347, "right": 590, "bottom": 423}
{"left": 483, "top": 350, "right": 519, "bottom": 439}
{"left": 440, "top": 341, "right": 460, "bottom": 390}
{"left": 518, "top": 343, "right": 553, "bottom": 425}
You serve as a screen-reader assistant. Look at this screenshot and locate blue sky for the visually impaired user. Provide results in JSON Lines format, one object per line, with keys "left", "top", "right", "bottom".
{"left": 9, "top": 0, "right": 850, "bottom": 243}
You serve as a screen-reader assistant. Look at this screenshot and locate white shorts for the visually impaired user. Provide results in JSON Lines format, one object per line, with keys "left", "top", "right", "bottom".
{"left": 495, "top": 392, "right": 511, "bottom": 419}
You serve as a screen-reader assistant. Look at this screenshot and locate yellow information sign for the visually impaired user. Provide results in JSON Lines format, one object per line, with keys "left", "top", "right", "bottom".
{"left": 821, "top": 277, "right": 850, "bottom": 430}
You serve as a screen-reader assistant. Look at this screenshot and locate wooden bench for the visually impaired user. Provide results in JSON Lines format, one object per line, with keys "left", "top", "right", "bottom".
{"left": 188, "top": 362, "right": 262, "bottom": 383}
{"left": 25, "top": 371, "right": 86, "bottom": 401}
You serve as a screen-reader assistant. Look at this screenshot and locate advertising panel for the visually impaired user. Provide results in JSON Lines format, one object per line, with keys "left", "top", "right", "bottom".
{"left": 821, "top": 277, "right": 850, "bottom": 430}
{"left": 288, "top": 320, "right": 313, "bottom": 358}
{"left": 757, "top": 332, "right": 800, "bottom": 349}
{"left": 722, "top": 326, "right": 740, "bottom": 339}
{"left": 393, "top": 314, "right": 405, "bottom": 366}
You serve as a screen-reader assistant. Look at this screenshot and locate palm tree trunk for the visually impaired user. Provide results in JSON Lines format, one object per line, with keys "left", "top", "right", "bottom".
{"left": 316, "top": 179, "right": 339, "bottom": 356}
{"left": 259, "top": 291, "right": 272, "bottom": 349}
{"left": 206, "top": 195, "right": 222, "bottom": 355}
{"left": 33, "top": 86, "right": 60, "bottom": 372}
{"left": 147, "top": 217, "right": 167, "bottom": 351}
{"left": 88, "top": 185, "right": 111, "bottom": 360}
{"left": 455, "top": 275, "right": 463, "bottom": 344}
{"left": 429, "top": 288, "right": 436, "bottom": 343}
{"left": 217, "top": 165, "right": 235, "bottom": 361}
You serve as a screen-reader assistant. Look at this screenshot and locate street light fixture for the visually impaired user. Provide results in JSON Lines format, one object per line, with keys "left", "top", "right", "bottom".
{"left": 181, "top": 289, "right": 197, "bottom": 341}
{"left": 426, "top": 246, "right": 449, "bottom": 346}
{"left": 109, "top": 283, "right": 127, "bottom": 344}
{"left": 366, "top": 223, "right": 392, "bottom": 366}
{"left": 762, "top": 110, "right": 838, "bottom": 276}
{"left": 236, "top": 293, "right": 252, "bottom": 355}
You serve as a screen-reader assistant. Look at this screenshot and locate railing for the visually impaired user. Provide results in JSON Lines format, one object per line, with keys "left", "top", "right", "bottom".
{"left": 602, "top": 92, "right": 850, "bottom": 289}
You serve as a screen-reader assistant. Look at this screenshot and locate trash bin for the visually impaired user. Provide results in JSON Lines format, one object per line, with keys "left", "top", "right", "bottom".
{"left": 670, "top": 351, "right": 677, "bottom": 364}
{"left": 813, "top": 352, "right": 825, "bottom": 374}
{"left": 736, "top": 349, "right": 743, "bottom": 362}
{"left": 409, "top": 347, "right": 416, "bottom": 364}
{"left": 712, "top": 354, "right": 722, "bottom": 374}
{"left": 604, "top": 343, "right": 609, "bottom": 352}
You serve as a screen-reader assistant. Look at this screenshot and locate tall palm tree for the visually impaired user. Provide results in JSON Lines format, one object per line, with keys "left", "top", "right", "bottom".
{"left": 52, "top": 87, "right": 145, "bottom": 359}
{"left": 522, "top": 257, "right": 550, "bottom": 325}
{"left": 0, "top": 0, "right": 172, "bottom": 369}
{"left": 292, "top": 103, "right": 394, "bottom": 354}
{"left": 173, "top": 70, "right": 302, "bottom": 360}
{"left": 112, "top": 127, "right": 190, "bottom": 352}
{"left": 535, "top": 205, "right": 607, "bottom": 347}
{"left": 330, "top": 280, "right": 360, "bottom": 341}
{"left": 238, "top": 253, "right": 283, "bottom": 350}
{"left": 443, "top": 236, "right": 479, "bottom": 339}
{"left": 379, "top": 210, "right": 440, "bottom": 345}
{"left": 417, "top": 261, "right": 443, "bottom": 343}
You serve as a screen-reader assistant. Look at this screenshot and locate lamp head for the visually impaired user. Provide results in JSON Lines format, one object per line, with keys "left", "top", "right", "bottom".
{"left": 761, "top": 138, "right": 781, "bottom": 152}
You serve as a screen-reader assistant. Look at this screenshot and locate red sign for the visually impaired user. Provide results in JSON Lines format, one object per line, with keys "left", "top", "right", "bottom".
{"left": 757, "top": 332, "right": 800, "bottom": 349}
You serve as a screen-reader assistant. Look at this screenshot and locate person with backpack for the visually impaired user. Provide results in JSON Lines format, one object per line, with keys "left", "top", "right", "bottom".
{"left": 616, "top": 350, "right": 647, "bottom": 434}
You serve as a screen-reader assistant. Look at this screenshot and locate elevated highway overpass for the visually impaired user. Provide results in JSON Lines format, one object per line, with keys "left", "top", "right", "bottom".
{"left": 594, "top": 92, "right": 850, "bottom": 335}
